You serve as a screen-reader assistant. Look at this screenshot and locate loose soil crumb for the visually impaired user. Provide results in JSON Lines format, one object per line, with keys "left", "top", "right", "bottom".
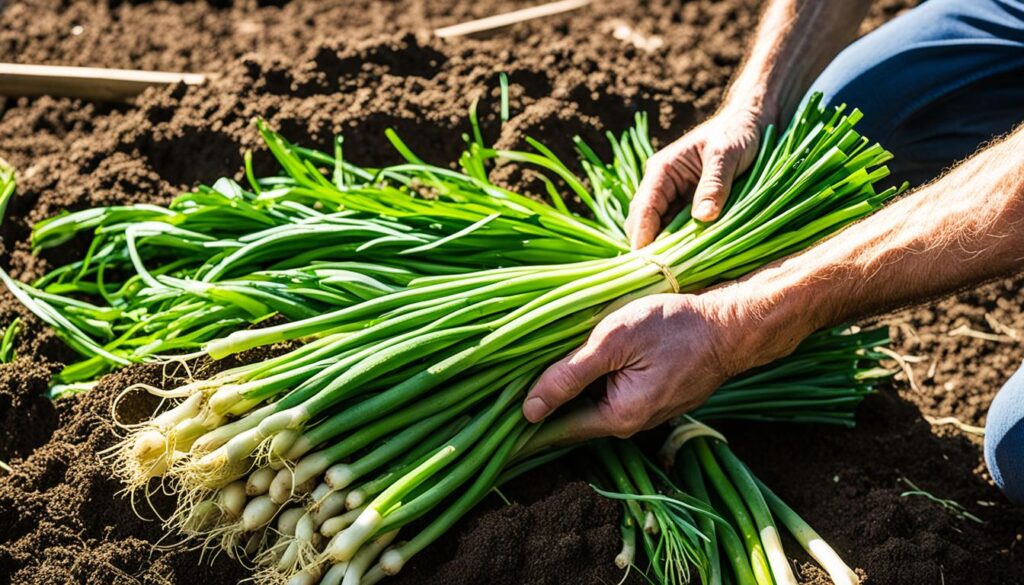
{"left": 5, "top": 1, "right": 1022, "bottom": 585}
{"left": 390, "top": 475, "right": 626, "bottom": 585}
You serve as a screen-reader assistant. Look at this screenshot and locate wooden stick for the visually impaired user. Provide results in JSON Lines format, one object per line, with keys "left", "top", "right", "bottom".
{"left": 1, "top": 0, "right": 587, "bottom": 101}
{"left": 0, "top": 63, "right": 206, "bottom": 101}
{"left": 433, "top": 0, "right": 592, "bottom": 38}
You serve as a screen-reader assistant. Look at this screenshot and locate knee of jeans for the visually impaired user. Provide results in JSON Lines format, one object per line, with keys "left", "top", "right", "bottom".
{"left": 808, "top": 47, "right": 872, "bottom": 108}
{"left": 803, "top": 43, "right": 897, "bottom": 142}
{"left": 984, "top": 367, "right": 1024, "bottom": 504}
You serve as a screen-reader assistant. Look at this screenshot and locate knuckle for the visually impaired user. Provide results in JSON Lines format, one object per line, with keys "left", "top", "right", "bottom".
{"left": 697, "top": 169, "right": 728, "bottom": 195}
{"left": 594, "top": 317, "right": 630, "bottom": 343}
{"left": 628, "top": 191, "right": 654, "bottom": 210}
{"left": 706, "top": 144, "right": 728, "bottom": 161}
{"left": 695, "top": 182, "right": 724, "bottom": 200}
{"left": 723, "top": 141, "right": 746, "bottom": 159}
{"left": 652, "top": 161, "right": 675, "bottom": 181}
{"left": 704, "top": 156, "right": 728, "bottom": 178}
{"left": 546, "top": 366, "right": 582, "bottom": 399}
{"left": 632, "top": 296, "right": 663, "bottom": 316}
{"left": 631, "top": 182, "right": 671, "bottom": 212}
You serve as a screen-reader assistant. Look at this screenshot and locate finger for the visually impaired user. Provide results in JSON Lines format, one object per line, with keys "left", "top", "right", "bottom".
{"left": 541, "top": 393, "right": 647, "bottom": 441}
{"left": 691, "top": 146, "right": 741, "bottom": 222}
{"left": 536, "top": 404, "right": 610, "bottom": 443}
{"left": 624, "top": 201, "right": 662, "bottom": 251}
{"left": 523, "top": 344, "right": 613, "bottom": 422}
{"left": 626, "top": 155, "right": 689, "bottom": 249}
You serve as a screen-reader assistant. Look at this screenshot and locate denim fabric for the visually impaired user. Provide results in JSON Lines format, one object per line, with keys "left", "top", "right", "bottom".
{"left": 805, "top": 0, "right": 1024, "bottom": 501}
{"left": 808, "top": 0, "right": 1024, "bottom": 186}
{"left": 986, "top": 364, "right": 1024, "bottom": 503}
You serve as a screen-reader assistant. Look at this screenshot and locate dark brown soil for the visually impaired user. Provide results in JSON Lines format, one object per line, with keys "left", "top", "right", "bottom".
{"left": 3, "top": 1, "right": 1021, "bottom": 585}
{"left": 0, "top": 365, "right": 246, "bottom": 585}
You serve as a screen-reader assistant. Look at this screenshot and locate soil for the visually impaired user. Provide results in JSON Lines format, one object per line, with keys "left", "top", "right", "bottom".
{"left": 1, "top": 1, "right": 1021, "bottom": 585}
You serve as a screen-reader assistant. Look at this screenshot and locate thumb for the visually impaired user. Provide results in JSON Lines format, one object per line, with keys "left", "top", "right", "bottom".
{"left": 691, "top": 146, "right": 741, "bottom": 222}
{"left": 523, "top": 343, "right": 613, "bottom": 422}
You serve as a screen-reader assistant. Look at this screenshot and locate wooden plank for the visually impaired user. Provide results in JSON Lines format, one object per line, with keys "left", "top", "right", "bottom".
{"left": 1, "top": 0, "right": 590, "bottom": 101}
{"left": 0, "top": 63, "right": 206, "bottom": 101}
{"left": 433, "top": 0, "right": 592, "bottom": 38}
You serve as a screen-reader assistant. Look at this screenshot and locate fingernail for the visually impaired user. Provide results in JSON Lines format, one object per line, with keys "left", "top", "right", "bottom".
{"left": 523, "top": 397, "right": 552, "bottom": 421}
{"left": 695, "top": 200, "right": 715, "bottom": 220}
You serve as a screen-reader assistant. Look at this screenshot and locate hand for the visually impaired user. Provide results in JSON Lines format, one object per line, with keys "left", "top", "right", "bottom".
{"left": 625, "top": 106, "right": 767, "bottom": 249}
{"left": 522, "top": 291, "right": 775, "bottom": 441}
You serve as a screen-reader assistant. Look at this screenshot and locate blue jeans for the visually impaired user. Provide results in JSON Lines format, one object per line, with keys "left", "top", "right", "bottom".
{"left": 805, "top": 0, "right": 1024, "bottom": 503}
{"left": 987, "top": 366, "right": 1024, "bottom": 503}
{"left": 809, "top": 0, "right": 1024, "bottom": 187}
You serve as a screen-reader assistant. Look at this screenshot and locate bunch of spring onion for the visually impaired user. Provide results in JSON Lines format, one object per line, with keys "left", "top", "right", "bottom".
{"left": 3, "top": 111, "right": 636, "bottom": 389}
{"left": 692, "top": 325, "right": 890, "bottom": 427}
{"left": 595, "top": 429, "right": 862, "bottom": 585}
{"left": 75, "top": 93, "right": 904, "bottom": 585}
{"left": 587, "top": 326, "right": 889, "bottom": 585}
{"left": 592, "top": 439, "right": 716, "bottom": 585}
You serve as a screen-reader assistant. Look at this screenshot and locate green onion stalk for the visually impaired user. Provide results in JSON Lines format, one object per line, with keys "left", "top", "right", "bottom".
{"left": 80, "top": 94, "right": 904, "bottom": 585}
{"left": 2, "top": 111, "right": 640, "bottom": 388}
{"left": 0, "top": 159, "right": 14, "bottom": 223}
{"left": 0, "top": 317, "right": 21, "bottom": 363}
{"left": 0, "top": 162, "right": 22, "bottom": 366}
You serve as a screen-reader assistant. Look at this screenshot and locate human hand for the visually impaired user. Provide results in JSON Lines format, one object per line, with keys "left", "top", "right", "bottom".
{"left": 625, "top": 106, "right": 768, "bottom": 249}
{"left": 521, "top": 286, "right": 810, "bottom": 442}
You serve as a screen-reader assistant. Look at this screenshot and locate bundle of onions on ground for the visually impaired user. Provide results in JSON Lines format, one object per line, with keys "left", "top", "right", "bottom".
{"left": 92, "top": 94, "right": 903, "bottom": 584}
{"left": 0, "top": 108, "right": 632, "bottom": 389}
{"left": 2, "top": 83, "right": 901, "bottom": 584}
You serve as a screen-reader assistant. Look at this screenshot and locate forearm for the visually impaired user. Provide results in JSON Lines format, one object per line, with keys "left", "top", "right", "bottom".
{"left": 725, "top": 0, "right": 872, "bottom": 125}
{"left": 726, "top": 124, "right": 1024, "bottom": 364}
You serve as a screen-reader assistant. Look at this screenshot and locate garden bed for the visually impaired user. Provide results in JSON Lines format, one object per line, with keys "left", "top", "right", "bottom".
{"left": 0, "top": 1, "right": 1021, "bottom": 584}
